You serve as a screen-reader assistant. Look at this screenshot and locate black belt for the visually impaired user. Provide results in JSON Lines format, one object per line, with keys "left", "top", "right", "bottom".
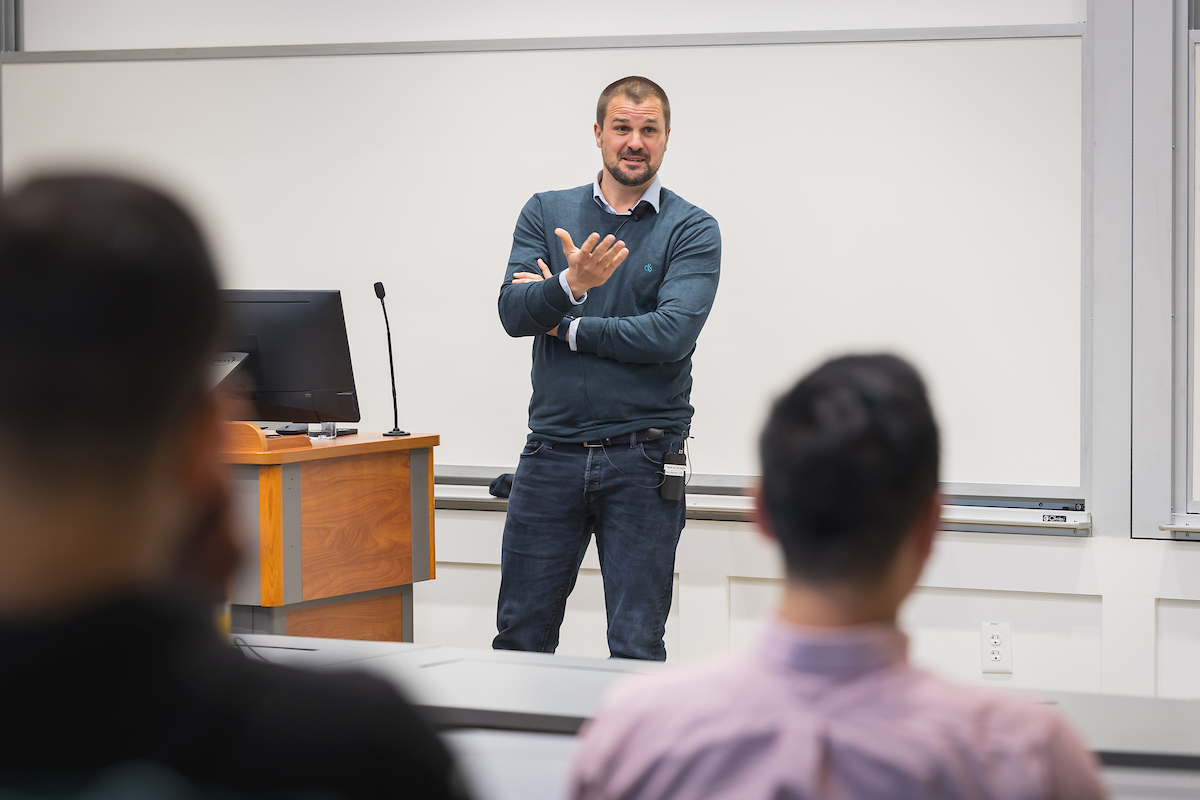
{"left": 577, "top": 428, "right": 674, "bottom": 448}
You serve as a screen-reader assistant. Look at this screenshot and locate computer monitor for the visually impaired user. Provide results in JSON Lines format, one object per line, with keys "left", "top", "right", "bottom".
{"left": 219, "top": 289, "right": 360, "bottom": 424}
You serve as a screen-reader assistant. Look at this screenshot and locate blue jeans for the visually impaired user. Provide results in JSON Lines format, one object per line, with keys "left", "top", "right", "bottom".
{"left": 493, "top": 433, "right": 686, "bottom": 661}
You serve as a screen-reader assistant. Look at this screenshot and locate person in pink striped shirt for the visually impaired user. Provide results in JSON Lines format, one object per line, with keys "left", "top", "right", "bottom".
{"left": 569, "top": 354, "right": 1107, "bottom": 800}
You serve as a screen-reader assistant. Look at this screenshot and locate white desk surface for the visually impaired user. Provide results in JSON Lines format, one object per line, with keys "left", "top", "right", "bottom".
{"left": 231, "top": 634, "right": 662, "bottom": 733}
{"left": 232, "top": 633, "right": 1200, "bottom": 795}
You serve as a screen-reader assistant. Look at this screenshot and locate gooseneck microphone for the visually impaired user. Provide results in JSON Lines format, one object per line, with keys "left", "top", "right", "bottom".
{"left": 374, "top": 281, "right": 409, "bottom": 437}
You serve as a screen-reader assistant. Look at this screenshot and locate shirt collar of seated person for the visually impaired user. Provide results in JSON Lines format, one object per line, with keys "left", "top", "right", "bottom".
{"left": 0, "top": 174, "right": 235, "bottom": 620}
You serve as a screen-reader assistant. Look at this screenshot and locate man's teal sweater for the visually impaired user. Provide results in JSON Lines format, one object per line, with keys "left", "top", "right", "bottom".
{"left": 499, "top": 183, "right": 721, "bottom": 443}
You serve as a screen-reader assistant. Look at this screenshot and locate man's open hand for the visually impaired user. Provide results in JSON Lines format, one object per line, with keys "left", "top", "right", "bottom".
{"left": 556, "top": 228, "right": 628, "bottom": 299}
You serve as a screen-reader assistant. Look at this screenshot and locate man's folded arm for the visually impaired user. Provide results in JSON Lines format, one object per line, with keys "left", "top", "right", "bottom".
{"left": 498, "top": 196, "right": 576, "bottom": 337}
{"left": 573, "top": 218, "right": 720, "bottom": 363}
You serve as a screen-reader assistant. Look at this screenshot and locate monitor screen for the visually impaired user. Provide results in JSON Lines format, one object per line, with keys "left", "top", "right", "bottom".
{"left": 219, "top": 289, "right": 360, "bottom": 424}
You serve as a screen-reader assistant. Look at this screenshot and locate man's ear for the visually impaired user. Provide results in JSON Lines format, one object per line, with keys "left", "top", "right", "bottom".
{"left": 752, "top": 483, "right": 776, "bottom": 543}
{"left": 595, "top": 122, "right": 603, "bottom": 147}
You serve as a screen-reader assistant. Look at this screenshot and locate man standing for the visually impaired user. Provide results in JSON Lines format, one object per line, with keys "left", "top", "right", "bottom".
{"left": 496, "top": 76, "right": 721, "bottom": 661}
{"left": 568, "top": 355, "right": 1107, "bottom": 800}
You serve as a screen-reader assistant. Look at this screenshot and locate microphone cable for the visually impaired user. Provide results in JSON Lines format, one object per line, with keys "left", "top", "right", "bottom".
{"left": 610, "top": 199, "right": 651, "bottom": 238}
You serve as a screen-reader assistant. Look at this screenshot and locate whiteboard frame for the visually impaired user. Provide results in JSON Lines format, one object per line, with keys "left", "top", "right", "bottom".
{"left": 1174, "top": 12, "right": 1200, "bottom": 532}
{"left": 0, "top": 0, "right": 19, "bottom": 53}
{"left": 0, "top": 22, "right": 1095, "bottom": 509}
{"left": 0, "top": 24, "right": 1086, "bottom": 64}
{"left": 1130, "top": 0, "right": 1175, "bottom": 539}
{"left": 1132, "top": 0, "right": 1200, "bottom": 542}
{"left": 1181, "top": 25, "right": 1197, "bottom": 521}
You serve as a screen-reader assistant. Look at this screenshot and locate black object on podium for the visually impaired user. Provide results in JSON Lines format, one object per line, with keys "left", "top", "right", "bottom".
{"left": 374, "top": 281, "right": 409, "bottom": 437}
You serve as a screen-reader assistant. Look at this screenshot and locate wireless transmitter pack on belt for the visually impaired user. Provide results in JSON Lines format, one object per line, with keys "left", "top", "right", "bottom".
{"left": 660, "top": 449, "right": 686, "bottom": 501}
{"left": 642, "top": 429, "right": 687, "bottom": 501}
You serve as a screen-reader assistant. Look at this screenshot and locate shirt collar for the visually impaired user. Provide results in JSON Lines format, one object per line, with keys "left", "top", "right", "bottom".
{"left": 592, "top": 171, "right": 662, "bottom": 216}
{"left": 757, "top": 617, "right": 908, "bottom": 678}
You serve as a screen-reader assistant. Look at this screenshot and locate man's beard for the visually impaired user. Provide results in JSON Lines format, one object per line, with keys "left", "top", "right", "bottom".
{"left": 606, "top": 152, "right": 657, "bottom": 187}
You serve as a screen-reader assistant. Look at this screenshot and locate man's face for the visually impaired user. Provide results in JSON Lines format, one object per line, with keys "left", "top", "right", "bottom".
{"left": 594, "top": 96, "right": 670, "bottom": 189}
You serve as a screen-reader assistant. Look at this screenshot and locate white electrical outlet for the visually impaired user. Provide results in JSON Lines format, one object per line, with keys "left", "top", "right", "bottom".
{"left": 980, "top": 621, "right": 1012, "bottom": 674}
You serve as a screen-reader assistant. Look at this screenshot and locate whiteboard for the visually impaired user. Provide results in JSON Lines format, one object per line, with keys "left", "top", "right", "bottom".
{"left": 1, "top": 36, "right": 1082, "bottom": 487}
{"left": 22, "top": 0, "right": 1086, "bottom": 52}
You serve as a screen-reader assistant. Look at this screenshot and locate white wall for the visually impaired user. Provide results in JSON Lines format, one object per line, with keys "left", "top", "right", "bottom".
{"left": 416, "top": 508, "right": 1200, "bottom": 699}
{"left": 21, "top": 0, "right": 1086, "bottom": 52}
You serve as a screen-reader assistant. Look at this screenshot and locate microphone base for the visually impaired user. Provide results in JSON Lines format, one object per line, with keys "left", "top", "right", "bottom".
{"left": 383, "top": 428, "right": 410, "bottom": 437}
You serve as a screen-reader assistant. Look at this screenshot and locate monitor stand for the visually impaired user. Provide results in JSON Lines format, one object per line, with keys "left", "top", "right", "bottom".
{"left": 311, "top": 422, "right": 361, "bottom": 438}
{"left": 271, "top": 422, "right": 360, "bottom": 437}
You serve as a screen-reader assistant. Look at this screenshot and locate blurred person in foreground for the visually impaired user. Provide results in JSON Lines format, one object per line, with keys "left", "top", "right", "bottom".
{"left": 569, "top": 354, "right": 1106, "bottom": 800}
{"left": 0, "top": 175, "right": 466, "bottom": 800}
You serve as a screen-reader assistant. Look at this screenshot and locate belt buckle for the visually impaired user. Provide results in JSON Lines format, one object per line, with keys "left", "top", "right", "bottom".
{"left": 583, "top": 440, "right": 605, "bottom": 448}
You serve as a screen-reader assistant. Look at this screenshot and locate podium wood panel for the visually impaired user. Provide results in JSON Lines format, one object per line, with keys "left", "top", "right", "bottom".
{"left": 285, "top": 592, "right": 406, "bottom": 641}
{"left": 300, "top": 450, "right": 412, "bottom": 601}
{"left": 227, "top": 432, "right": 436, "bottom": 642}
{"left": 258, "top": 464, "right": 284, "bottom": 606}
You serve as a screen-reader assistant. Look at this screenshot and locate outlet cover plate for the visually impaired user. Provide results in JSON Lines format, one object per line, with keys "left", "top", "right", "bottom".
{"left": 981, "top": 621, "right": 1012, "bottom": 674}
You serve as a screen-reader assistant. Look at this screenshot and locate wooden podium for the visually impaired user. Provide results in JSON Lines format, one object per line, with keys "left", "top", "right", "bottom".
{"left": 222, "top": 423, "right": 438, "bottom": 643}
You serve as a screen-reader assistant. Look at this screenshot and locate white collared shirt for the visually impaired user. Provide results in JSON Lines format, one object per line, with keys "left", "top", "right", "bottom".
{"left": 591, "top": 171, "right": 663, "bottom": 216}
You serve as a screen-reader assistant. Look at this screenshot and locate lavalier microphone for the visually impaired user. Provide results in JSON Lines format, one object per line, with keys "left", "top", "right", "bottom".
{"left": 613, "top": 200, "right": 655, "bottom": 237}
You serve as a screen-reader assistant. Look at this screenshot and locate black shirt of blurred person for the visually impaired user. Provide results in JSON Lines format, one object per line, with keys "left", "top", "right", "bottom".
{"left": 0, "top": 590, "right": 461, "bottom": 799}
{"left": 0, "top": 176, "right": 466, "bottom": 800}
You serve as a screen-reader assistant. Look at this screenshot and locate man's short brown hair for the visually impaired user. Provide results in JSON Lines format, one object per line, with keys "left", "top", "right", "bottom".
{"left": 596, "top": 76, "right": 671, "bottom": 130}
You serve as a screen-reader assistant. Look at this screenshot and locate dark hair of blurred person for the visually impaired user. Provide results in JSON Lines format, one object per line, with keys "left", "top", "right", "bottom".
{"left": 568, "top": 354, "right": 1106, "bottom": 800}
{"left": 0, "top": 175, "right": 467, "bottom": 800}
{"left": 759, "top": 354, "right": 940, "bottom": 584}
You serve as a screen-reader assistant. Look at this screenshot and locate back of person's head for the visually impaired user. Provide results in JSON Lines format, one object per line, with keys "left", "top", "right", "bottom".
{"left": 758, "top": 354, "right": 940, "bottom": 584}
{"left": 0, "top": 174, "right": 220, "bottom": 485}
